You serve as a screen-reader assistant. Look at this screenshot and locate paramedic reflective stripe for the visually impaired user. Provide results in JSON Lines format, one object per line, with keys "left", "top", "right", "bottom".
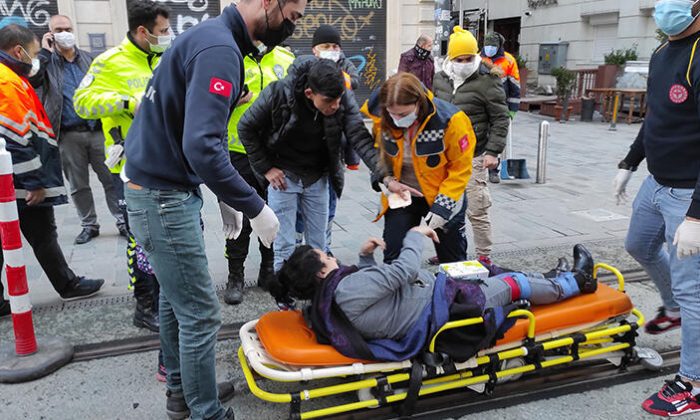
{"left": 14, "top": 186, "right": 66, "bottom": 199}
{"left": 0, "top": 112, "right": 55, "bottom": 144}
{"left": 13, "top": 156, "right": 42, "bottom": 174}
{"left": 507, "top": 98, "right": 521, "bottom": 104}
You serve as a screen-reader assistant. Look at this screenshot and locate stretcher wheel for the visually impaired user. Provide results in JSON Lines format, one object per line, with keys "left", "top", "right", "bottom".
{"left": 635, "top": 347, "right": 663, "bottom": 371}
{"left": 498, "top": 357, "right": 526, "bottom": 383}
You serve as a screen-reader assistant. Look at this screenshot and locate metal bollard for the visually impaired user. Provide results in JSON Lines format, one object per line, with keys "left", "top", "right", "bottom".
{"left": 536, "top": 121, "right": 549, "bottom": 184}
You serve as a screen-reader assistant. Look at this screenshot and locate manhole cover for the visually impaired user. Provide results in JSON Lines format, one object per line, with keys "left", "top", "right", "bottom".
{"left": 571, "top": 209, "right": 629, "bottom": 222}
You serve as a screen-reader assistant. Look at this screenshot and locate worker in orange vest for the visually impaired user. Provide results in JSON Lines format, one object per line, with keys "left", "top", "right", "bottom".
{"left": 482, "top": 32, "right": 521, "bottom": 184}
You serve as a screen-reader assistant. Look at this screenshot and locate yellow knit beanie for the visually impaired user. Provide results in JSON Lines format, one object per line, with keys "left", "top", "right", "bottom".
{"left": 447, "top": 26, "right": 478, "bottom": 60}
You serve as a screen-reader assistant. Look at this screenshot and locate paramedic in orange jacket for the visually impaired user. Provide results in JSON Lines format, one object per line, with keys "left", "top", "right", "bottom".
{"left": 361, "top": 72, "right": 476, "bottom": 263}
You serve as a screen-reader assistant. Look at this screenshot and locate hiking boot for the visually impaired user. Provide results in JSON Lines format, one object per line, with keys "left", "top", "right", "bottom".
{"left": 223, "top": 260, "right": 244, "bottom": 305}
{"left": 488, "top": 168, "right": 501, "bottom": 184}
{"left": 166, "top": 381, "right": 236, "bottom": 419}
{"left": 0, "top": 299, "right": 10, "bottom": 318}
{"left": 642, "top": 376, "right": 700, "bottom": 417}
{"left": 75, "top": 227, "right": 99, "bottom": 244}
{"left": 573, "top": 244, "right": 596, "bottom": 294}
{"left": 59, "top": 277, "right": 104, "bottom": 301}
{"left": 645, "top": 307, "right": 682, "bottom": 335}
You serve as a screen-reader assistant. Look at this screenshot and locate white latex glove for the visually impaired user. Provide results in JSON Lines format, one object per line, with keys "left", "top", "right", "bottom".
{"left": 673, "top": 218, "right": 700, "bottom": 259}
{"left": 250, "top": 204, "right": 280, "bottom": 248}
{"left": 219, "top": 202, "right": 243, "bottom": 240}
{"left": 613, "top": 169, "right": 633, "bottom": 205}
{"left": 424, "top": 212, "right": 447, "bottom": 230}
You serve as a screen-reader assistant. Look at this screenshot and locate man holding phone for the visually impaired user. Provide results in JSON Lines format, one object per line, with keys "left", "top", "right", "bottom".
{"left": 31, "top": 14, "right": 126, "bottom": 245}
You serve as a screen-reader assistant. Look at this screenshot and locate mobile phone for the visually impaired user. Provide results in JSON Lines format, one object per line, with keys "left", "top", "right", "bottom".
{"left": 242, "top": 84, "right": 250, "bottom": 96}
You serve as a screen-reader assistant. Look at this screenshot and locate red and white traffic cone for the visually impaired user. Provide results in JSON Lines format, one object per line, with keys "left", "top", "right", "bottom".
{"left": 0, "top": 138, "right": 73, "bottom": 383}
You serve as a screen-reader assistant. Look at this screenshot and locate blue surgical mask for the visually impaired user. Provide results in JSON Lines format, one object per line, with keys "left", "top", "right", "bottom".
{"left": 483, "top": 45, "right": 498, "bottom": 57}
{"left": 655, "top": 0, "right": 698, "bottom": 36}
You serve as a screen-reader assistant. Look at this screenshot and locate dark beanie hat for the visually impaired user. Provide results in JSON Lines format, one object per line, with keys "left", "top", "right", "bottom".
{"left": 312, "top": 25, "right": 341, "bottom": 47}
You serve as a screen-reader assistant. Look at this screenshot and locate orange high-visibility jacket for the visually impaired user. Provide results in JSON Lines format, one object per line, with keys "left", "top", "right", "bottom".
{"left": 0, "top": 62, "right": 66, "bottom": 206}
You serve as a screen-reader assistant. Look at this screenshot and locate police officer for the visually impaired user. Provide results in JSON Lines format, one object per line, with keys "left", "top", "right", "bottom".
{"left": 73, "top": 0, "right": 171, "bottom": 334}
{"left": 223, "top": 45, "right": 295, "bottom": 305}
{"left": 123, "top": 1, "right": 307, "bottom": 418}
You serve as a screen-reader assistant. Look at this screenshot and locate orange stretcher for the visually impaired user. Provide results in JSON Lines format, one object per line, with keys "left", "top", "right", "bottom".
{"left": 238, "top": 263, "right": 661, "bottom": 419}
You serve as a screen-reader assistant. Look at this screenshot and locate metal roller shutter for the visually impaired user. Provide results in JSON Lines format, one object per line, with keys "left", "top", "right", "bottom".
{"left": 0, "top": 0, "right": 59, "bottom": 38}
{"left": 286, "top": 0, "right": 387, "bottom": 104}
{"left": 159, "top": 0, "right": 221, "bottom": 36}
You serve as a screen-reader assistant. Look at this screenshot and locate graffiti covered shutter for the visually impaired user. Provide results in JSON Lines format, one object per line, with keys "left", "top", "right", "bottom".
{"left": 158, "top": 0, "right": 221, "bottom": 36}
{"left": 286, "top": 0, "right": 387, "bottom": 104}
{"left": 0, "top": 0, "right": 59, "bottom": 38}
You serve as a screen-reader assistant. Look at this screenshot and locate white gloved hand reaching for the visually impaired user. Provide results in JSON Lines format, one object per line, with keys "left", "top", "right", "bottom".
{"left": 613, "top": 169, "right": 633, "bottom": 205}
{"left": 250, "top": 204, "right": 280, "bottom": 248}
{"left": 673, "top": 218, "right": 700, "bottom": 259}
{"left": 219, "top": 202, "right": 243, "bottom": 240}
{"left": 424, "top": 212, "right": 447, "bottom": 230}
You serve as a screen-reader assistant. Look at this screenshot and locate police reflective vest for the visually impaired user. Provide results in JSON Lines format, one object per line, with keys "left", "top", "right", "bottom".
{"left": 228, "top": 46, "right": 294, "bottom": 153}
{"left": 0, "top": 62, "right": 67, "bottom": 205}
{"left": 73, "top": 36, "right": 160, "bottom": 173}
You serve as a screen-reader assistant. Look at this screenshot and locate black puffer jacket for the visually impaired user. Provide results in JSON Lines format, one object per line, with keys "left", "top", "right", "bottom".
{"left": 238, "top": 56, "right": 383, "bottom": 197}
{"left": 432, "top": 64, "right": 509, "bottom": 157}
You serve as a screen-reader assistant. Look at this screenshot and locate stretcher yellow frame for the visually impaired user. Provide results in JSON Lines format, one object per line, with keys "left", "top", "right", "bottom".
{"left": 238, "top": 264, "right": 646, "bottom": 419}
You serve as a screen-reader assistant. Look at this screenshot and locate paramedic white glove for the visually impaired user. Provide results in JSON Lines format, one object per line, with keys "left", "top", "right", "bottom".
{"left": 673, "top": 218, "right": 700, "bottom": 259}
{"left": 613, "top": 169, "right": 633, "bottom": 205}
{"left": 250, "top": 204, "right": 279, "bottom": 248}
{"left": 219, "top": 202, "right": 243, "bottom": 240}
{"left": 424, "top": 212, "right": 447, "bottom": 230}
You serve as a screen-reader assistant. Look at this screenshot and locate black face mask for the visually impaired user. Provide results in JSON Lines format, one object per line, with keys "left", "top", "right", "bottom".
{"left": 414, "top": 44, "right": 431, "bottom": 60}
{"left": 259, "top": 1, "right": 296, "bottom": 50}
{"left": 0, "top": 50, "right": 32, "bottom": 77}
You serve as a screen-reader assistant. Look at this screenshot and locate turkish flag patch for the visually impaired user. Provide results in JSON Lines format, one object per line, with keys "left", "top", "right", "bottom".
{"left": 209, "top": 77, "right": 232, "bottom": 97}
{"left": 459, "top": 135, "right": 470, "bottom": 152}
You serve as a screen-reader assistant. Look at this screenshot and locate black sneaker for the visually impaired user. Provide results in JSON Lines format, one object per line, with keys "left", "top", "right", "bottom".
{"left": 74, "top": 227, "right": 99, "bottom": 244}
{"left": 573, "top": 244, "right": 597, "bottom": 294}
{"left": 166, "top": 381, "right": 235, "bottom": 419}
{"left": 59, "top": 277, "right": 104, "bottom": 301}
{"left": 645, "top": 306, "right": 681, "bottom": 335}
{"left": 0, "top": 299, "right": 10, "bottom": 318}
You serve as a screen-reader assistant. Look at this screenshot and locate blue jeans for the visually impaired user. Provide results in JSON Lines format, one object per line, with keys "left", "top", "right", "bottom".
{"left": 295, "top": 181, "right": 336, "bottom": 252}
{"left": 269, "top": 175, "right": 329, "bottom": 271}
{"left": 624, "top": 175, "right": 700, "bottom": 381}
{"left": 125, "top": 186, "right": 224, "bottom": 419}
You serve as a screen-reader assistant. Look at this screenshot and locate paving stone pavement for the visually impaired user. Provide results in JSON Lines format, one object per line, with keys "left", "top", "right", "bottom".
{"left": 2, "top": 112, "right": 683, "bottom": 419}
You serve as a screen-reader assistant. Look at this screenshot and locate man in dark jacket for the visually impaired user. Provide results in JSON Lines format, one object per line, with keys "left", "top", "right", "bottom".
{"left": 0, "top": 24, "right": 104, "bottom": 318}
{"left": 398, "top": 34, "right": 435, "bottom": 90}
{"left": 33, "top": 14, "right": 125, "bottom": 245}
{"left": 123, "top": 1, "right": 307, "bottom": 418}
{"left": 432, "top": 26, "right": 509, "bottom": 264}
{"left": 239, "top": 57, "right": 383, "bottom": 272}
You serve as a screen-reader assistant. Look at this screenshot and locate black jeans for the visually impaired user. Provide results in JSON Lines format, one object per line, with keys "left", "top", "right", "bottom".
{"left": 382, "top": 196, "right": 467, "bottom": 264}
{"left": 225, "top": 151, "right": 273, "bottom": 264}
{"left": 0, "top": 205, "right": 79, "bottom": 299}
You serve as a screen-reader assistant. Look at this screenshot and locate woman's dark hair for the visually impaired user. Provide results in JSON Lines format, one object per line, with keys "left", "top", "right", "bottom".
{"left": 307, "top": 59, "right": 345, "bottom": 99}
{"left": 268, "top": 245, "right": 324, "bottom": 302}
{"left": 127, "top": 0, "right": 170, "bottom": 33}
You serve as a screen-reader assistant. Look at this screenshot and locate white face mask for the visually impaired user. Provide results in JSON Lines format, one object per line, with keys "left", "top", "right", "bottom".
{"left": 20, "top": 46, "right": 40, "bottom": 77}
{"left": 53, "top": 31, "right": 75, "bottom": 49}
{"left": 318, "top": 50, "right": 341, "bottom": 62}
{"left": 147, "top": 29, "right": 172, "bottom": 53}
{"left": 391, "top": 111, "right": 418, "bottom": 128}
{"left": 453, "top": 55, "right": 482, "bottom": 79}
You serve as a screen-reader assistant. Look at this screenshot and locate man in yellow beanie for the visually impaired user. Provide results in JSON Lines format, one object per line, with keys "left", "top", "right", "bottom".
{"left": 430, "top": 26, "right": 509, "bottom": 266}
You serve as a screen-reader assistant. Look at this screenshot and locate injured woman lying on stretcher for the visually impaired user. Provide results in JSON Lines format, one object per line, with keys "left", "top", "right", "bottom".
{"left": 268, "top": 226, "right": 599, "bottom": 363}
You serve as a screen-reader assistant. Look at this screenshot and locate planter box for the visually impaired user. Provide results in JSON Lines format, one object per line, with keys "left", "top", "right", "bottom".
{"left": 540, "top": 101, "right": 558, "bottom": 117}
